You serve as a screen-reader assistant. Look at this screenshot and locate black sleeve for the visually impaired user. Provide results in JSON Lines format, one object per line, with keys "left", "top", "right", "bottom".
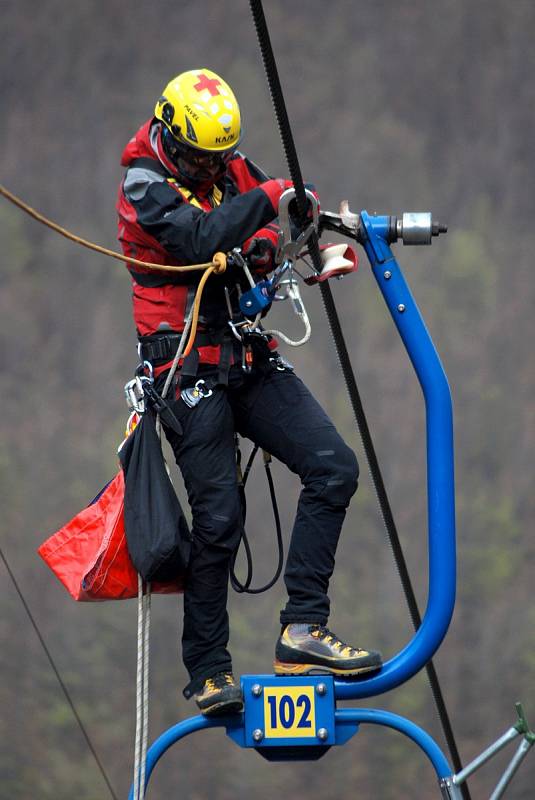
{"left": 130, "top": 180, "right": 277, "bottom": 264}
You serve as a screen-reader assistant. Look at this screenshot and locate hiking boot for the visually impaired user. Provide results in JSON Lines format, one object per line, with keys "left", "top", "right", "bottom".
{"left": 194, "top": 672, "right": 244, "bottom": 716}
{"left": 274, "top": 624, "right": 383, "bottom": 676}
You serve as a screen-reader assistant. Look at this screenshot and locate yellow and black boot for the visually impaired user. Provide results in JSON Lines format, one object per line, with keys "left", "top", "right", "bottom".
{"left": 194, "top": 672, "right": 244, "bottom": 716}
{"left": 274, "top": 624, "right": 382, "bottom": 676}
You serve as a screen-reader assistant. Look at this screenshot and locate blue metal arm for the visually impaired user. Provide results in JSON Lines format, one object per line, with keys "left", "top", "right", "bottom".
{"left": 127, "top": 715, "right": 233, "bottom": 800}
{"left": 337, "top": 708, "right": 453, "bottom": 779}
{"left": 335, "top": 211, "right": 456, "bottom": 700}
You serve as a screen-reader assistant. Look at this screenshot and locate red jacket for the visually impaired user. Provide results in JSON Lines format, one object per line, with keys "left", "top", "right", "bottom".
{"left": 117, "top": 119, "right": 284, "bottom": 367}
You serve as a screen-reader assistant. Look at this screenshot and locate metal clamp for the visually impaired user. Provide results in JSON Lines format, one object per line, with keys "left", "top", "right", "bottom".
{"left": 318, "top": 200, "right": 360, "bottom": 240}
{"left": 238, "top": 188, "right": 319, "bottom": 319}
{"left": 276, "top": 187, "right": 319, "bottom": 266}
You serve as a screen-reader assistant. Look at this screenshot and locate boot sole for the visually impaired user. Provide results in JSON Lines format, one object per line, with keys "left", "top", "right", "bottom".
{"left": 198, "top": 699, "right": 244, "bottom": 717}
{"left": 273, "top": 660, "right": 382, "bottom": 677}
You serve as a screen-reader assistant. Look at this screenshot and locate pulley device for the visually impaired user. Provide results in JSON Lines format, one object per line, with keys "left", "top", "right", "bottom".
{"left": 238, "top": 187, "right": 319, "bottom": 317}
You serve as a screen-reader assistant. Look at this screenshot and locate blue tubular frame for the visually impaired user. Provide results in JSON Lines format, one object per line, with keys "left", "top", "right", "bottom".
{"left": 335, "top": 211, "right": 456, "bottom": 700}
{"left": 128, "top": 709, "right": 453, "bottom": 798}
{"left": 336, "top": 709, "right": 453, "bottom": 779}
{"left": 127, "top": 716, "right": 242, "bottom": 800}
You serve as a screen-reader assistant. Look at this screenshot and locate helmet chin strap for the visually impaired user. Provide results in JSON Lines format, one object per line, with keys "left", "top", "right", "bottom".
{"left": 159, "top": 126, "right": 224, "bottom": 195}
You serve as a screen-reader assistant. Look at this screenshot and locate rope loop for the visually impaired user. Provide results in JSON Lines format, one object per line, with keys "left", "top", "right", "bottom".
{"left": 212, "top": 251, "right": 227, "bottom": 274}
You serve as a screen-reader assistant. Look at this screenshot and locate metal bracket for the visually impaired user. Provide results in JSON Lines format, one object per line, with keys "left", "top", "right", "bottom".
{"left": 449, "top": 703, "right": 534, "bottom": 800}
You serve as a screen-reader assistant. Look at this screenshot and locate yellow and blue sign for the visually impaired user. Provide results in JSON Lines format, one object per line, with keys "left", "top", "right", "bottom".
{"left": 241, "top": 675, "right": 336, "bottom": 749}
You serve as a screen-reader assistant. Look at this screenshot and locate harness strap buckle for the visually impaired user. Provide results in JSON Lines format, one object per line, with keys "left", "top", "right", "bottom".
{"left": 180, "top": 379, "right": 214, "bottom": 408}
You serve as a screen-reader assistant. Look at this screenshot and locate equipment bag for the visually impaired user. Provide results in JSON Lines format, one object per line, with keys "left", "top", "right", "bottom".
{"left": 119, "top": 409, "right": 192, "bottom": 582}
{"left": 38, "top": 470, "right": 182, "bottom": 600}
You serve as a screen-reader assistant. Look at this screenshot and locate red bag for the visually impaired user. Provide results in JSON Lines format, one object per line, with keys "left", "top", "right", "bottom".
{"left": 38, "top": 470, "right": 182, "bottom": 601}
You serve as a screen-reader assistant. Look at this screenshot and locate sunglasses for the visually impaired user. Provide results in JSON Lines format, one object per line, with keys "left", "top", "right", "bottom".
{"left": 165, "top": 130, "right": 235, "bottom": 170}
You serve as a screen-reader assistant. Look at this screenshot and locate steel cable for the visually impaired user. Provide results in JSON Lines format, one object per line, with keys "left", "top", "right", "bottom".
{"left": 0, "top": 546, "right": 118, "bottom": 800}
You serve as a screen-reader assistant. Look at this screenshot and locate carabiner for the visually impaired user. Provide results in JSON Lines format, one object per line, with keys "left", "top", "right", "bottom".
{"left": 276, "top": 187, "right": 319, "bottom": 266}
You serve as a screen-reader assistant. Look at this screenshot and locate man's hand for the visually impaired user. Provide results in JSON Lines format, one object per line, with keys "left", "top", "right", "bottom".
{"left": 288, "top": 183, "right": 320, "bottom": 227}
{"left": 242, "top": 226, "right": 279, "bottom": 274}
{"left": 258, "top": 178, "right": 293, "bottom": 211}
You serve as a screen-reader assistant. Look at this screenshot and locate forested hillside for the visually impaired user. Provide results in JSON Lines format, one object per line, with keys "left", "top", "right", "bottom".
{"left": 1, "top": 1, "right": 534, "bottom": 798}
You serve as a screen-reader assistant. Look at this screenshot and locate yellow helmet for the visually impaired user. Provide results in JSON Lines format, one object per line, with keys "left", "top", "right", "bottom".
{"left": 154, "top": 69, "right": 241, "bottom": 154}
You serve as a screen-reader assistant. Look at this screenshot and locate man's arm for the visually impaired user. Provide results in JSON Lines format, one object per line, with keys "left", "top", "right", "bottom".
{"left": 123, "top": 170, "right": 286, "bottom": 264}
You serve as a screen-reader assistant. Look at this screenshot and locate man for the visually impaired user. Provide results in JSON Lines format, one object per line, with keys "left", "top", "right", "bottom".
{"left": 117, "top": 68, "right": 382, "bottom": 716}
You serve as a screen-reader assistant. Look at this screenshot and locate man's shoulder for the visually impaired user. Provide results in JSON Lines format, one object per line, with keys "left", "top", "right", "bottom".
{"left": 123, "top": 157, "right": 173, "bottom": 202}
{"left": 226, "top": 151, "right": 270, "bottom": 190}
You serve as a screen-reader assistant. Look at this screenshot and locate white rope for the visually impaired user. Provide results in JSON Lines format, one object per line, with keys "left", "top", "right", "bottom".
{"left": 161, "top": 308, "right": 194, "bottom": 401}
{"left": 133, "top": 576, "right": 152, "bottom": 800}
{"left": 133, "top": 575, "right": 144, "bottom": 800}
{"left": 133, "top": 307, "right": 191, "bottom": 796}
{"left": 262, "top": 279, "right": 312, "bottom": 346}
{"left": 140, "top": 584, "right": 151, "bottom": 798}
{"left": 261, "top": 322, "right": 311, "bottom": 347}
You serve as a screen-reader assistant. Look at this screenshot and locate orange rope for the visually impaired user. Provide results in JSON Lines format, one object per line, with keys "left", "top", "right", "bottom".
{"left": 0, "top": 183, "right": 221, "bottom": 273}
{"left": 0, "top": 183, "right": 228, "bottom": 357}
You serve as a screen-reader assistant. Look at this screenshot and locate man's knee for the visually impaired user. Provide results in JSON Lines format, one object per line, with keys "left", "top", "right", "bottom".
{"left": 192, "top": 489, "right": 243, "bottom": 552}
{"left": 307, "top": 443, "right": 359, "bottom": 507}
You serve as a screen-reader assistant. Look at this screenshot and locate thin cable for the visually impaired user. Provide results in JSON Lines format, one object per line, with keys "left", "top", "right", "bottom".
{"left": 0, "top": 546, "right": 118, "bottom": 800}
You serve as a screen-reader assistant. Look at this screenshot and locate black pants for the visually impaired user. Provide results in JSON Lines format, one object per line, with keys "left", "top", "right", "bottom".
{"left": 161, "top": 362, "right": 359, "bottom": 697}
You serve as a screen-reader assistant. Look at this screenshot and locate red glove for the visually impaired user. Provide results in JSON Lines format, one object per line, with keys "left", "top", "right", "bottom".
{"left": 258, "top": 178, "right": 293, "bottom": 211}
{"left": 242, "top": 225, "right": 279, "bottom": 274}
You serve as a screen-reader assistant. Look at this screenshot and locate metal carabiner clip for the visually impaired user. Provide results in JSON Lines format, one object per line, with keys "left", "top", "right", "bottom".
{"left": 180, "top": 378, "right": 214, "bottom": 409}
{"left": 275, "top": 187, "right": 319, "bottom": 266}
{"left": 194, "top": 379, "right": 213, "bottom": 398}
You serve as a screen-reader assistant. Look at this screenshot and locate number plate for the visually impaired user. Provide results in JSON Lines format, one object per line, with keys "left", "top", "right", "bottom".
{"left": 264, "top": 685, "right": 316, "bottom": 738}
{"left": 242, "top": 675, "right": 335, "bottom": 747}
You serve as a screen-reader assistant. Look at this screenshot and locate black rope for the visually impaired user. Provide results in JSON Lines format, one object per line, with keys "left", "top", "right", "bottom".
{"left": 0, "top": 546, "right": 119, "bottom": 800}
{"left": 317, "top": 282, "right": 469, "bottom": 787}
{"left": 231, "top": 446, "right": 284, "bottom": 594}
{"left": 248, "top": 2, "right": 471, "bottom": 795}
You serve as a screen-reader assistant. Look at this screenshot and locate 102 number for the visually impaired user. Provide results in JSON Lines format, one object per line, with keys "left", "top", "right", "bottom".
{"left": 266, "top": 692, "right": 312, "bottom": 730}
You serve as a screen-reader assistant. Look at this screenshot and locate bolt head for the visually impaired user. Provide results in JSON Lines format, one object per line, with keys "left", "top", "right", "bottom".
{"left": 245, "top": 300, "right": 253, "bottom": 307}
{"left": 384, "top": 270, "right": 392, "bottom": 280}
{"left": 252, "top": 729, "right": 264, "bottom": 742}
{"left": 317, "top": 728, "right": 328, "bottom": 741}
{"left": 397, "top": 303, "right": 406, "bottom": 313}
{"left": 316, "top": 683, "right": 327, "bottom": 696}
{"left": 251, "top": 684, "right": 263, "bottom": 697}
